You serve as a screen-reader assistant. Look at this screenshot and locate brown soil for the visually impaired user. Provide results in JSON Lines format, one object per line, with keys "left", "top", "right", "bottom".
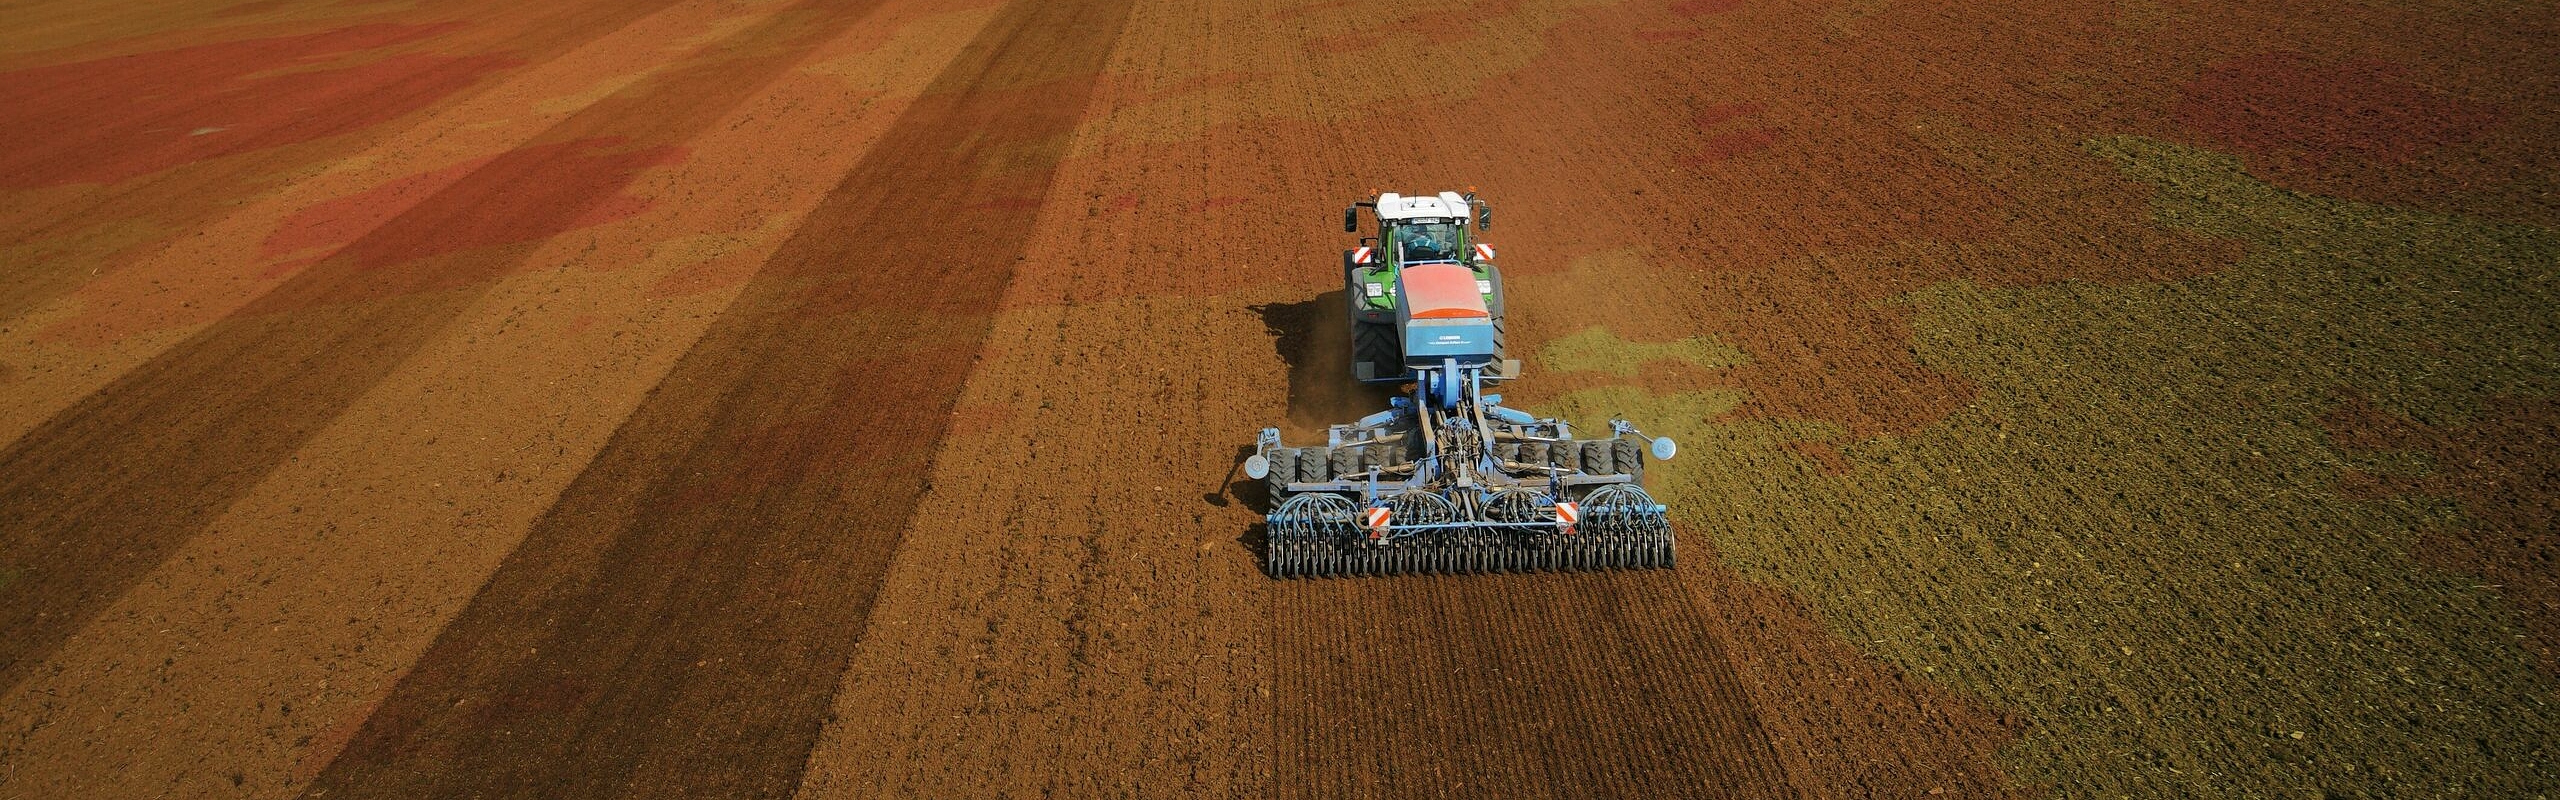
{"left": 302, "top": 0, "right": 1137, "bottom": 795}
{"left": 0, "top": 3, "right": 1000, "bottom": 796}
{"left": 0, "top": 0, "right": 879, "bottom": 696}
{"left": 1, "top": 0, "right": 2552, "bottom": 797}
{"left": 2327, "top": 392, "right": 2560, "bottom": 675}
{"left": 1683, "top": 539, "right": 2020, "bottom": 799}
{"left": 1272, "top": 572, "right": 1802, "bottom": 799}
{"left": 0, "top": 23, "right": 507, "bottom": 190}
{"left": 0, "top": 0, "right": 698, "bottom": 327}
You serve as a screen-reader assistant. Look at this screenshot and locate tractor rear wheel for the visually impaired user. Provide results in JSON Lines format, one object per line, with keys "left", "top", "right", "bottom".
{"left": 1353, "top": 322, "right": 1400, "bottom": 380}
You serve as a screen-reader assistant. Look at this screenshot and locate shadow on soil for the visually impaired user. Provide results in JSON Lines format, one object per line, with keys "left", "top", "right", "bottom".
{"left": 1250, "top": 291, "right": 1398, "bottom": 440}
{"left": 1234, "top": 292, "right": 1407, "bottom": 575}
{"left": 1211, "top": 440, "right": 1273, "bottom": 575}
{"left": 1204, "top": 443, "right": 1261, "bottom": 510}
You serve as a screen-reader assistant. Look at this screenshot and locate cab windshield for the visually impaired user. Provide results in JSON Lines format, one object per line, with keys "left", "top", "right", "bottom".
{"left": 1390, "top": 220, "right": 1464, "bottom": 264}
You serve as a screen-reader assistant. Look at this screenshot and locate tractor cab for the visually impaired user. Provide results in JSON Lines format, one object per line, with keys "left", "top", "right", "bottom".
{"left": 1345, "top": 191, "right": 1497, "bottom": 324}
{"left": 1389, "top": 218, "right": 1465, "bottom": 265}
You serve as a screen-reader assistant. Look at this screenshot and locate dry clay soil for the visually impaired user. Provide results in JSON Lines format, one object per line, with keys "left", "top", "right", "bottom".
{"left": 2, "top": 0, "right": 2556, "bottom": 797}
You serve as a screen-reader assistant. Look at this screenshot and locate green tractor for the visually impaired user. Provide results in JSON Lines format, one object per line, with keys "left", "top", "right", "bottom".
{"left": 1344, "top": 190, "right": 1508, "bottom": 382}
{"left": 1243, "top": 190, "right": 1681, "bottom": 578}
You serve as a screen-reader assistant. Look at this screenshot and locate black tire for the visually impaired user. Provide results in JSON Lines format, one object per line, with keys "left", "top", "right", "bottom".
{"left": 1331, "top": 446, "right": 1361, "bottom": 482}
{"left": 1301, "top": 446, "right": 1334, "bottom": 483}
{"left": 1495, "top": 442, "right": 1521, "bottom": 465}
{"left": 1613, "top": 438, "right": 1644, "bottom": 483}
{"left": 1264, "top": 448, "right": 1298, "bottom": 502}
{"left": 1580, "top": 440, "right": 1615, "bottom": 475}
{"left": 1353, "top": 322, "right": 1401, "bottom": 380}
{"left": 1519, "top": 442, "right": 1547, "bottom": 470}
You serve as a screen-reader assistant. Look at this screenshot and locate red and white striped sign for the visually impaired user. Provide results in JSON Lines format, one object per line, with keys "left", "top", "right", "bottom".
{"left": 1554, "top": 501, "right": 1579, "bottom": 534}
{"left": 1352, "top": 246, "right": 1374, "bottom": 264}
{"left": 1363, "top": 507, "right": 1391, "bottom": 539}
{"left": 1473, "top": 243, "right": 1496, "bottom": 261}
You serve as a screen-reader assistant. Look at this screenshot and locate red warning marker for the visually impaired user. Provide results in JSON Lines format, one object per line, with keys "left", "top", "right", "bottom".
{"left": 1363, "top": 507, "right": 1392, "bottom": 539}
{"left": 1353, "top": 246, "right": 1374, "bottom": 264}
{"left": 1554, "top": 501, "right": 1579, "bottom": 534}
{"left": 1473, "top": 243, "right": 1496, "bottom": 261}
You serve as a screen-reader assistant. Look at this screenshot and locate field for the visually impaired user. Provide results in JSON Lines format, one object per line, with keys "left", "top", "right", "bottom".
{"left": 1, "top": 0, "right": 2555, "bottom": 796}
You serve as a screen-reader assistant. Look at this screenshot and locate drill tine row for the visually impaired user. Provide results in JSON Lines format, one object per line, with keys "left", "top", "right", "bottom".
{"left": 1263, "top": 511, "right": 1676, "bottom": 578}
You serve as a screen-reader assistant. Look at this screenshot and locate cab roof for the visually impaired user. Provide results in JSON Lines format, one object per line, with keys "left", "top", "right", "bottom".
{"left": 1375, "top": 191, "right": 1472, "bottom": 222}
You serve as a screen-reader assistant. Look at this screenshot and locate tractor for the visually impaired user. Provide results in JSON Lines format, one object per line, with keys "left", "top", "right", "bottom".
{"left": 1245, "top": 191, "right": 1680, "bottom": 578}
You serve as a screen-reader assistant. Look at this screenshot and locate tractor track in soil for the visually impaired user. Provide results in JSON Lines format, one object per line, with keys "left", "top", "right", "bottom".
{"left": 298, "top": 0, "right": 1137, "bottom": 795}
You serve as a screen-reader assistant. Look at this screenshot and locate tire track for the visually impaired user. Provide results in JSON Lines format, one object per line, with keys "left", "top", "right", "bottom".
{"left": 0, "top": 0, "right": 881, "bottom": 695}
{"left": 298, "top": 0, "right": 1137, "bottom": 795}
{"left": 1275, "top": 568, "right": 1801, "bottom": 799}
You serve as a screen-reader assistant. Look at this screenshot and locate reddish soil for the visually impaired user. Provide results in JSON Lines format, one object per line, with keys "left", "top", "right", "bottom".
{"left": 0, "top": 0, "right": 701, "bottom": 328}
{"left": 0, "top": 23, "right": 510, "bottom": 189}
{"left": 0, "top": 0, "right": 858, "bottom": 694}
{"left": 2176, "top": 51, "right": 2506, "bottom": 172}
{"left": 0, "top": 0, "right": 2551, "bottom": 797}
{"left": 259, "top": 138, "right": 677, "bottom": 270}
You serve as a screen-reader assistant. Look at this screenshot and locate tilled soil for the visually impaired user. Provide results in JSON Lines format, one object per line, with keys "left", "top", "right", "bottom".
{"left": 2, "top": 0, "right": 2554, "bottom": 797}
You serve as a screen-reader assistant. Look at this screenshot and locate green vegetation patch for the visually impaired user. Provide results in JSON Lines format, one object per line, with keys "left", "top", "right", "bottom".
{"left": 1544, "top": 137, "right": 2560, "bottom": 795}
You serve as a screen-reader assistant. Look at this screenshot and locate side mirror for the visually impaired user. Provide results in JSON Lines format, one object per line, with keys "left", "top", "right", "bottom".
{"left": 1344, "top": 207, "right": 1359, "bottom": 233}
{"left": 1477, "top": 208, "right": 1492, "bottom": 230}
